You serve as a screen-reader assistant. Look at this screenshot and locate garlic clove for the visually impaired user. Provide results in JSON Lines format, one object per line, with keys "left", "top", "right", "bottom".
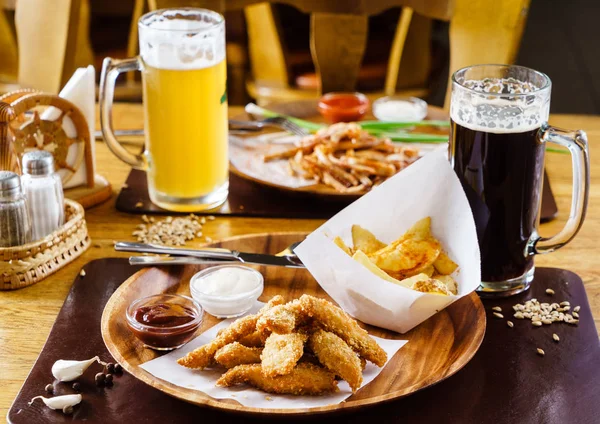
{"left": 29, "top": 394, "right": 82, "bottom": 410}
{"left": 51, "top": 356, "right": 104, "bottom": 382}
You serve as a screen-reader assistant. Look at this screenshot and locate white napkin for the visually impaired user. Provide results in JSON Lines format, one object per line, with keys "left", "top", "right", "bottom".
{"left": 41, "top": 65, "right": 96, "bottom": 189}
{"left": 140, "top": 302, "right": 408, "bottom": 409}
{"left": 294, "top": 149, "right": 481, "bottom": 333}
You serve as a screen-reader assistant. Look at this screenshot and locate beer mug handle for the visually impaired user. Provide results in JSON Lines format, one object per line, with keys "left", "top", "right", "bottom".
{"left": 529, "top": 123, "right": 590, "bottom": 255}
{"left": 99, "top": 57, "right": 146, "bottom": 169}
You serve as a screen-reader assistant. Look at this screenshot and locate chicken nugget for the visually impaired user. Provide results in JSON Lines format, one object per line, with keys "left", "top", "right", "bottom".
{"left": 214, "top": 342, "right": 263, "bottom": 368}
{"left": 260, "top": 332, "right": 307, "bottom": 377}
{"left": 308, "top": 329, "right": 363, "bottom": 392}
{"left": 216, "top": 363, "right": 338, "bottom": 395}
{"left": 177, "top": 295, "right": 284, "bottom": 370}
{"left": 238, "top": 330, "right": 265, "bottom": 347}
{"left": 299, "top": 295, "right": 387, "bottom": 367}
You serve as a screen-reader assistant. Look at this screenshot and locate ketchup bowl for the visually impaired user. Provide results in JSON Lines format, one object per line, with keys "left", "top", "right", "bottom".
{"left": 317, "top": 92, "right": 370, "bottom": 123}
{"left": 126, "top": 294, "right": 203, "bottom": 351}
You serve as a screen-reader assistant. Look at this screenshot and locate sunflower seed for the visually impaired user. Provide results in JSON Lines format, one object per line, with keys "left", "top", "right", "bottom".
{"left": 542, "top": 319, "right": 552, "bottom": 325}
{"left": 532, "top": 321, "right": 543, "bottom": 327}
{"left": 573, "top": 311, "right": 579, "bottom": 318}
{"left": 574, "top": 305, "right": 581, "bottom": 313}
{"left": 493, "top": 312, "right": 504, "bottom": 319}
{"left": 514, "top": 312, "right": 524, "bottom": 319}
{"left": 553, "top": 333, "right": 560, "bottom": 342}
{"left": 568, "top": 319, "right": 579, "bottom": 325}
{"left": 507, "top": 321, "right": 514, "bottom": 328}
{"left": 560, "top": 301, "right": 570, "bottom": 306}
{"left": 537, "top": 348, "right": 545, "bottom": 356}
{"left": 79, "top": 269, "right": 86, "bottom": 277}
{"left": 492, "top": 306, "right": 502, "bottom": 312}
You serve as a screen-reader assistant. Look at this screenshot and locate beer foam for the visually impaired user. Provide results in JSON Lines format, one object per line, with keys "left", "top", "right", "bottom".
{"left": 139, "top": 10, "right": 225, "bottom": 70}
{"left": 450, "top": 78, "right": 550, "bottom": 134}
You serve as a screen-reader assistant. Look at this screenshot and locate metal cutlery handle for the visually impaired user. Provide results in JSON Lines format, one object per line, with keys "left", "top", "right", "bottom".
{"left": 129, "top": 256, "right": 232, "bottom": 266}
{"left": 114, "top": 241, "right": 238, "bottom": 260}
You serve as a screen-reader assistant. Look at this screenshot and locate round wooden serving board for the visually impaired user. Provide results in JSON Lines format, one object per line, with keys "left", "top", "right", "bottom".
{"left": 101, "top": 232, "right": 485, "bottom": 416}
{"left": 229, "top": 100, "right": 449, "bottom": 200}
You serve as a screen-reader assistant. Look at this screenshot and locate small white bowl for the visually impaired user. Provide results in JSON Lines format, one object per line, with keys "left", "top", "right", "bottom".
{"left": 190, "top": 265, "right": 264, "bottom": 318}
{"left": 372, "top": 96, "right": 428, "bottom": 122}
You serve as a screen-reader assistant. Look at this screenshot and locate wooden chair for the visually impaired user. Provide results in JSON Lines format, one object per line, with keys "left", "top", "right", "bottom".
{"left": 244, "top": 0, "right": 531, "bottom": 107}
{"left": 9, "top": 0, "right": 94, "bottom": 94}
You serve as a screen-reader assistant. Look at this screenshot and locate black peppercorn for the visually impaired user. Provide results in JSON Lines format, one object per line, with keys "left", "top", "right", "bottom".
{"left": 62, "top": 405, "right": 74, "bottom": 415}
{"left": 114, "top": 363, "right": 123, "bottom": 374}
{"left": 105, "top": 373, "right": 113, "bottom": 383}
{"left": 72, "top": 382, "right": 81, "bottom": 392}
{"left": 95, "top": 372, "right": 105, "bottom": 386}
{"left": 44, "top": 383, "right": 53, "bottom": 394}
{"left": 106, "top": 363, "right": 115, "bottom": 374}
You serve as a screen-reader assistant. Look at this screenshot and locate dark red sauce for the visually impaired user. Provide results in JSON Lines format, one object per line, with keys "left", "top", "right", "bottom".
{"left": 134, "top": 303, "right": 196, "bottom": 327}
{"left": 128, "top": 301, "right": 201, "bottom": 350}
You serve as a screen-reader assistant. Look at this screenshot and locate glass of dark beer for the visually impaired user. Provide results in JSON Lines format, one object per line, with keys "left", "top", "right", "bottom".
{"left": 449, "top": 64, "right": 589, "bottom": 297}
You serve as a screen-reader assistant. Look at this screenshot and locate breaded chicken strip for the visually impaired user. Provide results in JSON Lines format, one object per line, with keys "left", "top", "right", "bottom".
{"left": 260, "top": 332, "right": 307, "bottom": 377}
{"left": 216, "top": 363, "right": 338, "bottom": 395}
{"left": 177, "top": 295, "right": 284, "bottom": 369}
{"left": 256, "top": 299, "right": 304, "bottom": 335}
{"left": 238, "top": 330, "right": 265, "bottom": 347}
{"left": 214, "top": 342, "right": 263, "bottom": 368}
{"left": 308, "top": 329, "right": 363, "bottom": 392}
{"left": 298, "top": 295, "right": 387, "bottom": 367}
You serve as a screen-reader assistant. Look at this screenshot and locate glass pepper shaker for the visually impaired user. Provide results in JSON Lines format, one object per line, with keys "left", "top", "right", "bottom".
{"left": 0, "top": 171, "right": 32, "bottom": 247}
{"left": 21, "top": 151, "right": 65, "bottom": 241}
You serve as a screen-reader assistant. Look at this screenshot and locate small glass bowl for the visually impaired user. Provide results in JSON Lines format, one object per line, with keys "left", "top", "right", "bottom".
{"left": 190, "top": 265, "right": 264, "bottom": 318}
{"left": 372, "top": 95, "right": 428, "bottom": 122}
{"left": 126, "top": 294, "right": 203, "bottom": 351}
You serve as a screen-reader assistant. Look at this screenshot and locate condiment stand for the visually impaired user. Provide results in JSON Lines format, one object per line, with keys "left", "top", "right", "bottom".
{"left": 0, "top": 91, "right": 91, "bottom": 290}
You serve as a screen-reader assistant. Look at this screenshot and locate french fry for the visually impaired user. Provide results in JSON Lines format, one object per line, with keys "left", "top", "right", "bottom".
{"left": 351, "top": 225, "right": 386, "bottom": 254}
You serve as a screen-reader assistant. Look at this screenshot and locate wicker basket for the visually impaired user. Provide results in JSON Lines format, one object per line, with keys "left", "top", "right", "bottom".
{"left": 1, "top": 199, "right": 90, "bottom": 290}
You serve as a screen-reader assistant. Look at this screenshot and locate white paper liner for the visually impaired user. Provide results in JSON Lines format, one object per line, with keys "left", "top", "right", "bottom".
{"left": 294, "top": 148, "right": 481, "bottom": 333}
{"left": 140, "top": 302, "right": 407, "bottom": 409}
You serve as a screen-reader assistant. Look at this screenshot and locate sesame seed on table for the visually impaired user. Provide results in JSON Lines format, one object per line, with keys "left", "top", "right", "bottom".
{"left": 0, "top": 103, "right": 599, "bottom": 419}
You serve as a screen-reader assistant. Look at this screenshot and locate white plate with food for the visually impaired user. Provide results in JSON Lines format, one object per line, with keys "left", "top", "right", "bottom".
{"left": 228, "top": 100, "right": 450, "bottom": 199}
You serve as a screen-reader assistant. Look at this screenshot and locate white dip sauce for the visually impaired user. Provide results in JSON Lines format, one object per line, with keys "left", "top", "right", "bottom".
{"left": 191, "top": 266, "right": 263, "bottom": 318}
{"left": 375, "top": 100, "right": 426, "bottom": 121}
{"left": 197, "top": 267, "right": 260, "bottom": 295}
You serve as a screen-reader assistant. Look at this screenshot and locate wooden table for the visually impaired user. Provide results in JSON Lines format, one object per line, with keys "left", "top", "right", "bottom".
{"left": 1, "top": 104, "right": 599, "bottom": 420}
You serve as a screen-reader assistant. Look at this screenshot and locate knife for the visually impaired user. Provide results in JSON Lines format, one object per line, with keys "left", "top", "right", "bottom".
{"left": 115, "top": 241, "right": 305, "bottom": 268}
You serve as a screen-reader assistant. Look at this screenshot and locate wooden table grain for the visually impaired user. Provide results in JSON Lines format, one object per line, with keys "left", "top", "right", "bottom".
{"left": 0, "top": 103, "right": 598, "bottom": 420}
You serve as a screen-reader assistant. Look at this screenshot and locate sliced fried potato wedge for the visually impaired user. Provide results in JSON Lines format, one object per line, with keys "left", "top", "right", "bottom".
{"left": 352, "top": 250, "right": 409, "bottom": 287}
{"left": 368, "top": 238, "right": 441, "bottom": 274}
{"left": 351, "top": 225, "right": 386, "bottom": 254}
{"left": 410, "top": 278, "right": 452, "bottom": 296}
{"left": 433, "top": 251, "right": 459, "bottom": 275}
{"left": 402, "top": 216, "right": 432, "bottom": 241}
{"left": 333, "top": 236, "right": 353, "bottom": 256}
{"left": 433, "top": 274, "right": 458, "bottom": 295}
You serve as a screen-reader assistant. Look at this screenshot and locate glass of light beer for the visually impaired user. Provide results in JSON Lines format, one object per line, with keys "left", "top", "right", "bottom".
{"left": 99, "top": 8, "right": 228, "bottom": 212}
{"left": 449, "top": 65, "right": 590, "bottom": 297}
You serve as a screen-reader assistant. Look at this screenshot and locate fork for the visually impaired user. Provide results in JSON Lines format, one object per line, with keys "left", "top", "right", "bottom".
{"left": 229, "top": 117, "right": 310, "bottom": 137}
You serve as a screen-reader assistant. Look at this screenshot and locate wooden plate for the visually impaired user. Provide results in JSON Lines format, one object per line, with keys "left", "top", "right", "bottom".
{"left": 101, "top": 232, "right": 485, "bottom": 416}
{"left": 229, "top": 100, "right": 450, "bottom": 200}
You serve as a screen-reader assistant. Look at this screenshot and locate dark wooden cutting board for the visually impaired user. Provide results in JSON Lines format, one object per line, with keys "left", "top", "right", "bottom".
{"left": 8, "top": 258, "right": 599, "bottom": 423}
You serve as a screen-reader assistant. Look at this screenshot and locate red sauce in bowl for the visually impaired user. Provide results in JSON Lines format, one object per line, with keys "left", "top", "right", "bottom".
{"left": 317, "top": 92, "right": 370, "bottom": 123}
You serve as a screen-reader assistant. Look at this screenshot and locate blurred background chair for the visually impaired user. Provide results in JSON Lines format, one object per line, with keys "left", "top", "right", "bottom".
{"left": 0, "top": 0, "right": 531, "bottom": 109}
{"left": 0, "top": 0, "right": 94, "bottom": 94}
